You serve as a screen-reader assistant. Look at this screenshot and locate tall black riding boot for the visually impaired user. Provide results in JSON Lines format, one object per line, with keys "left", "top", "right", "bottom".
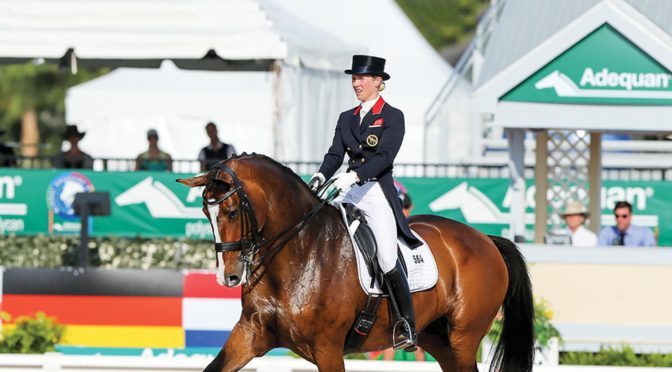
{"left": 384, "top": 261, "right": 417, "bottom": 351}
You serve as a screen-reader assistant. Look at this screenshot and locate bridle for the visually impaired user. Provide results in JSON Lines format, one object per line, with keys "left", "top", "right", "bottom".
{"left": 202, "top": 162, "right": 337, "bottom": 284}
{"left": 203, "top": 164, "right": 262, "bottom": 266}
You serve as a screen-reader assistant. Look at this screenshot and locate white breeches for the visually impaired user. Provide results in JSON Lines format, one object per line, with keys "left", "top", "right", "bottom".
{"left": 335, "top": 182, "right": 398, "bottom": 273}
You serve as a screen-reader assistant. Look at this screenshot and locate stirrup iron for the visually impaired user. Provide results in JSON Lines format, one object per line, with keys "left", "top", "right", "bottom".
{"left": 392, "top": 318, "right": 417, "bottom": 351}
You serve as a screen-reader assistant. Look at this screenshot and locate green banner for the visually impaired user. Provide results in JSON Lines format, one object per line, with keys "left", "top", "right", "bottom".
{"left": 0, "top": 169, "right": 210, "bottom": 238}
{"left": 396, "top": 178, "right": 667, "bottom": 246}
{"left": 501, "top": 24, "right": 672, "bottom": 105}
{"left": 0, "top": 169, "right": 669, "bottom": 245}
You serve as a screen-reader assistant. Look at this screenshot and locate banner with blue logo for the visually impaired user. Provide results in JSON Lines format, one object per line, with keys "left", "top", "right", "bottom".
{"left": 0, "top": 169, "right": 670, "bottom": 245}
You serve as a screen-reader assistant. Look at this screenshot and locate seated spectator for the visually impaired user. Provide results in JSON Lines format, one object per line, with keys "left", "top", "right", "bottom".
{"left": 401, "top": 192, "right": 413, "bottom": 218}
{"left": 394, "top": 180, "right": 414, "bottom": 217}
{"left": 559, "top": 200, "right": 597, "bottom": 247}
{"left": 52, "top": 125, "right": 93, "bottom": 169}
{"left": 598, "top": 201, "right": 655, "bottom": 246}
{"left": 135, "top": 129, "right": 172, "bottom": 172}
{"left": 198, "top": 122, "right": 236, "bottom": 171}
{"left": 0, "top": 129, "right": 17, "bottom": 167}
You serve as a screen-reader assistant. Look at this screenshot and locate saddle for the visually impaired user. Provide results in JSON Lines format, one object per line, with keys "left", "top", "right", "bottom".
{"left": 336, "top": 203, "right": 437, "bottom": 350}
{"left": 343, "top": 203, "right": 387, "bottom": 288}
{"left": 340, "top": 203, "right": 385, "bottom": 349}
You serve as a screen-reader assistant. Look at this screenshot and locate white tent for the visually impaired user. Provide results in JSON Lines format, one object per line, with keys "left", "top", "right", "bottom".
{"left": 67, "top": 61, "right": 277, "bottom": 161}
{"left": 60, "top": 0, "right": 460, "bottom": 163}
{"left": 56, "top": 0, "right": 356, "bottom": 162}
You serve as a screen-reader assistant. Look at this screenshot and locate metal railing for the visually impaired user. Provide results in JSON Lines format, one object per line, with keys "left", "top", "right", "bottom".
{"left": 3, "top": 155, "right": 672, "bottom": 180}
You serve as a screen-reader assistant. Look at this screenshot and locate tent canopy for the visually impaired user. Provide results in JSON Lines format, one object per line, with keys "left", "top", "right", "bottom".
{"left": 63, "top": 0, "right": 457, "bottom": 163}
{"left": 0, "top": 0, "right": 352, "bottom": 71}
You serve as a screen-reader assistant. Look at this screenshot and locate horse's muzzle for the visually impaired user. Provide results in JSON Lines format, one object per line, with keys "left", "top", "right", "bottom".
{"left": 225, "top": 275, "right": 242, "bottom": 287}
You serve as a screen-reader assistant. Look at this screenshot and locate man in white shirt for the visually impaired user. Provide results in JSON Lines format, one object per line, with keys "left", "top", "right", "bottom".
{"left": 560, "top": 200, "right": 597, "bottom": 247}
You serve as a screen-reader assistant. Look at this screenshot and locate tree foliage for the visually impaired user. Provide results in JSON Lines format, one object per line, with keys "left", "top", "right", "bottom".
{"left": 0, "top": 63, "right": 107, "bottom": 154}
{"left": 395, "top": 0, "right": 489, "bottom": 49}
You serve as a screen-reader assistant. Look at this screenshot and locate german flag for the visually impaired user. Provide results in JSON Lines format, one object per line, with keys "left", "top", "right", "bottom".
{"left": 1, "top": 268, "right": 184, "bottom": 348}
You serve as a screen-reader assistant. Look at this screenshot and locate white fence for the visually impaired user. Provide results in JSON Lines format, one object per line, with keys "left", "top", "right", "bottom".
{"left": 0, "top": 354, "right": 671, "bottom": 372}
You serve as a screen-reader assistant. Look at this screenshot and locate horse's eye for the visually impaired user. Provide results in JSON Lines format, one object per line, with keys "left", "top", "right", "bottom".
{"left": 228, "top": 210, "right": 238, "bottom": 220}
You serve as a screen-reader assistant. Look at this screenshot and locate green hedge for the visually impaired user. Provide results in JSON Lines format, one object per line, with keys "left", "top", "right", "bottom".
{"left": 0, "top": 235, "right": 216, "bottom": 269}
{"left": 561, "top": 345, "right": 672, "bottom": 367}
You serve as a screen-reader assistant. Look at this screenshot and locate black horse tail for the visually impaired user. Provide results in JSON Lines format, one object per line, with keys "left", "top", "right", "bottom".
{"left": 488, "top": 235, "right": 535, "bottom": 372}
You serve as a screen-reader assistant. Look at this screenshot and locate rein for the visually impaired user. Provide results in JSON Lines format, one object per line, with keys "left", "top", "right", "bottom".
{"left": 203, "top": 163, "right": 338, "bottom": 284}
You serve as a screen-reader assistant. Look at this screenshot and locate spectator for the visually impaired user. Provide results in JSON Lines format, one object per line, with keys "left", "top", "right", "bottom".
{"left": 135, "top": 129, "right": 172, "bottom": 172}
{"left": 198, "top": 122, "right": 236, "bottom": 171}
{"left": 0, "top": 129, "right": 17, "bottom": 167}
{"left": 598, "top": 201, "right": 655, "bottom": 246}
{"left": 52, "top": 125, "right": 93, "bottom": 169}
{"left": 401, "top": 192, "right": 413, "bottom": 217}
{"left": 559, "top": 200, "right": 597, "bottom": 247}
{"left": 394, "top": 179, "right": 414, "bottom": 218}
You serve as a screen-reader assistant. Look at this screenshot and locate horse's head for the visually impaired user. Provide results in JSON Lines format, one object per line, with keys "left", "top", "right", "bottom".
{"left": 178, "top": 159, "right": 269, "bottom": 287}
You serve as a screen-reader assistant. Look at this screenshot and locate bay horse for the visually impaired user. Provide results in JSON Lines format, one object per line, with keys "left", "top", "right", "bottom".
{"left": 178, "top": 154, "right": 534, "bottom": 372}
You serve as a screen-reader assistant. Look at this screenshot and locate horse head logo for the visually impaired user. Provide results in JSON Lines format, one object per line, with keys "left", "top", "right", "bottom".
{"left": 115, "top": 177, "right": 203, "bottom": 219}
{"left": 534, "top": 70, "right": 580, "bottom": 97}
{"left": 429, "top": 182, "right": 504, "bottom": 223}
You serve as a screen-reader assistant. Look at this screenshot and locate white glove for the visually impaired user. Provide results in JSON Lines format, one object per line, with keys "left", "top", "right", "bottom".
{"left": 308, "top": 172, "right": 325, "bottom": 192}
{"left": 334, "top": 171, "right": 359, "bottom": 192}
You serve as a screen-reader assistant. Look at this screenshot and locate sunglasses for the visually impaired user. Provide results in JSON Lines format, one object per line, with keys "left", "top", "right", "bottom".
{"left": 614, "top": 214, "right": 630, "bottom": 219}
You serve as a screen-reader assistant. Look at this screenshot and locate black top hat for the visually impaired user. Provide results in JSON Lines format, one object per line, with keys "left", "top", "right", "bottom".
{"left": 344, "top": 55, "right": 390, "bottom": 81}
{"left": 63, "top": 125, "right": 85, "bottom": 140}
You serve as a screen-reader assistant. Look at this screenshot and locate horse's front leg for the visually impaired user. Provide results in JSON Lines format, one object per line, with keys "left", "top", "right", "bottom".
{"left": 309, "top": 334, "right": 348, "bottom": 372}
{"left": 313, "top": 347, "right": 346, "bottom": 372}
{"left": 203, "top": 319, "right": 275, "bottom": 372}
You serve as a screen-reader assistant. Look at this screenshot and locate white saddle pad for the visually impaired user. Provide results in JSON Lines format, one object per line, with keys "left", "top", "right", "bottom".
{"left": 336, "top": 204, "right": 439, "bottom": 295}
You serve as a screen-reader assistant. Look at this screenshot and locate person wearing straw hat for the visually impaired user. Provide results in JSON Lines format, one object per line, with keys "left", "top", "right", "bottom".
{"left": 560, "top": 200, "right": 597, "bottom": 247}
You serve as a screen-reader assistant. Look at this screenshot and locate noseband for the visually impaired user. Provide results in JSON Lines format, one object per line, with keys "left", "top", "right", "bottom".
{"left": 202, "top": 162, "right": 335, "bottom": 284}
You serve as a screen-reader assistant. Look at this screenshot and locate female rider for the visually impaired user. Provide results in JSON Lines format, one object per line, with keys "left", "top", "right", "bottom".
{"left": 308, "top": 55, "right": 421, "bottom": 351}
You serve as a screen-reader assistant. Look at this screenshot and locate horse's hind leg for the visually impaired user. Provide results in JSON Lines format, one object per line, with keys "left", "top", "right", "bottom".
{"left": 417, "top": 317, "right": 458, "bottom": 371}
{"left": 448, "top": 327, "right": 484, "bottom": 372}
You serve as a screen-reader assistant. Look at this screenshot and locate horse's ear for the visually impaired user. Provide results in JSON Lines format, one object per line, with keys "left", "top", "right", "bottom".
{"left": 176, "top": 175, "right": 207, "bottom": 188}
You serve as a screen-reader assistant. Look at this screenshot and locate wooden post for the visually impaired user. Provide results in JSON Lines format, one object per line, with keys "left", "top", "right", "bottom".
{"left": 589, "top": 132, "right": 602, "bottom": 234}
{"left": 534, "top": 131, "right": 549, "bottom": 243}
{"left": 507, "top": 128, "right": 526, "bottom": 242}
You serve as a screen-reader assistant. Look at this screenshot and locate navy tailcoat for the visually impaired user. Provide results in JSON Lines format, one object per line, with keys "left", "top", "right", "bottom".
{"left": 318, "top": 96, "right": 421, "bottom": 248}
